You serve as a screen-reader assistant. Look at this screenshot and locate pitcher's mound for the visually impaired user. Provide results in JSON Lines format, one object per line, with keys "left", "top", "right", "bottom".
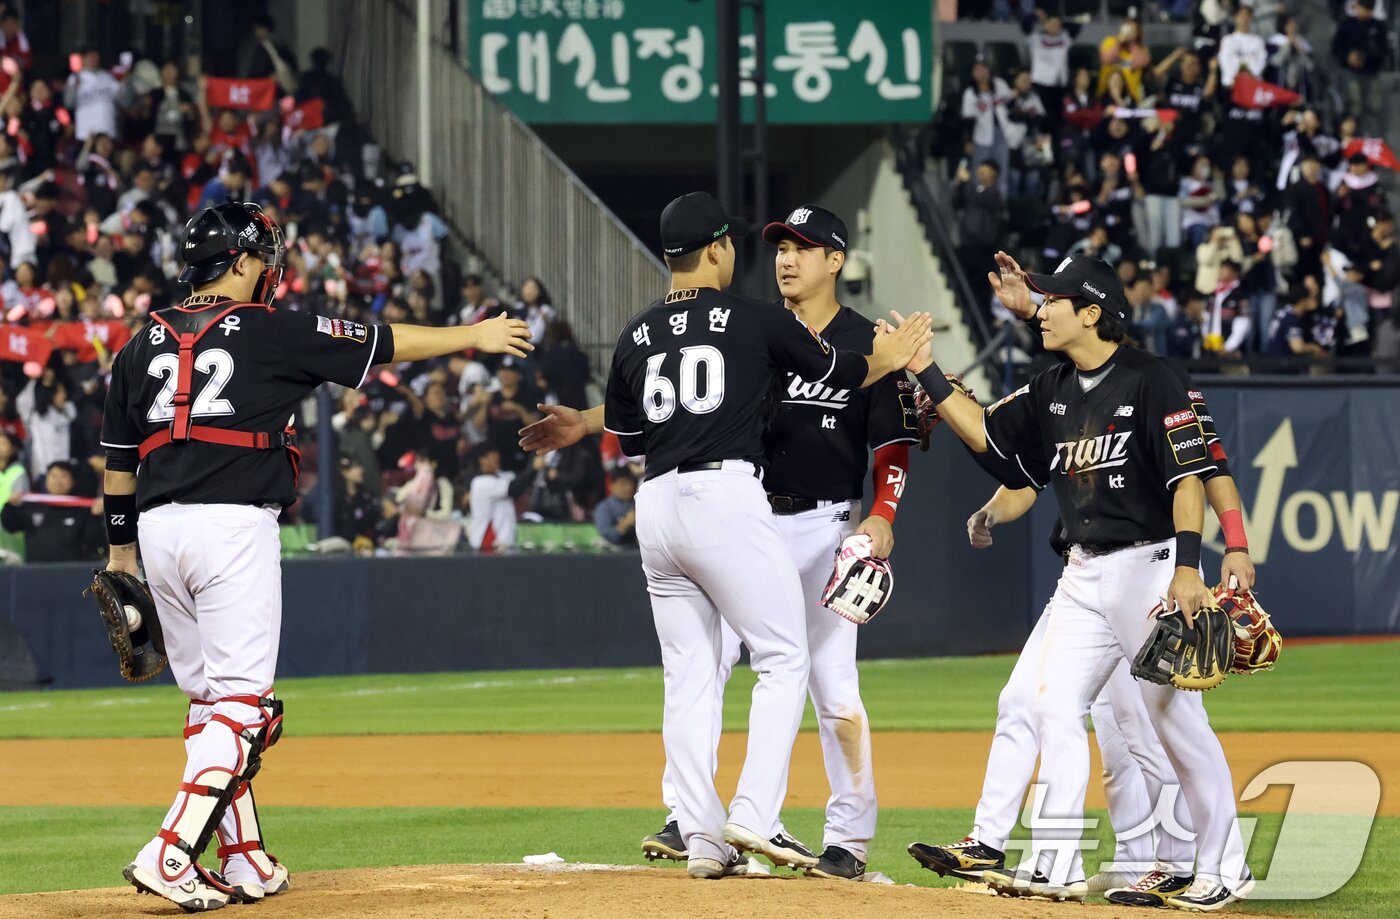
{"left": 0, "top": 863, "right": 1190, "bottom": 918}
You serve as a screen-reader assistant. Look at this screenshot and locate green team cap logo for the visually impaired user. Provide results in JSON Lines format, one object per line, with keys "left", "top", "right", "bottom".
{"left": 713, "top": 223, "right": 729, "bottom": 238}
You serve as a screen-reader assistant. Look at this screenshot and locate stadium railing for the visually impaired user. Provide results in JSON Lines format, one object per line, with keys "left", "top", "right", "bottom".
{"left": 336, "top": 0, "right": 667, "bottom": 375}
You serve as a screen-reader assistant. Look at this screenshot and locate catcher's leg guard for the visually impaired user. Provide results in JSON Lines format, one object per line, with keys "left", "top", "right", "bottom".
{"left": 218, "top": 782, "right": 290, "bottom": 900}
{"left": 151, "top": 694, "right": 284, "bottom": 885}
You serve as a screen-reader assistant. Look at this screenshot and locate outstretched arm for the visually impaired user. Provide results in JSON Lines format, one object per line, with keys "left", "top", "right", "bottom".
{"left": 520, "top": 404, "right": 604, "bottom": 454}
{"left": 389, "top": 313, "right": 532, "bottom": 362}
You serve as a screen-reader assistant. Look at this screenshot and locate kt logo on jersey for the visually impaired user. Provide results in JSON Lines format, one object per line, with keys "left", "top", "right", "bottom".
{"left": 785, "top": 374, "right": 850, "bottom": 409}
{"left": 1050, "top": 432, "right": 1132, "bottom": 474}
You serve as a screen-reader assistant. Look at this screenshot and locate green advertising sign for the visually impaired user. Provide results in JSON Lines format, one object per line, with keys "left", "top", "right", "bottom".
{"left": 469, "top": 0, "right": 932, "bottom": 124}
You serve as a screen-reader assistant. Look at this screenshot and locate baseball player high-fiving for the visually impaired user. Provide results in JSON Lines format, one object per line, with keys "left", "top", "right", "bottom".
{"left": 522, "top": 192, "right": 931, "bottom": 879}
{"left": 100, "top": 202, "right": 531, "bottom": 911}
{"left": 905, "top": 254, "right": 1252, "bottom": 910}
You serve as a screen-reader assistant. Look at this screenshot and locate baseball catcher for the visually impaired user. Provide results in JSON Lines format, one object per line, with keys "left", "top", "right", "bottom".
{"left": 89, "top": 569, "right": 167, "bottom": 682}
{"left": 821, "top": 534, "right": 893, "bottom": 625}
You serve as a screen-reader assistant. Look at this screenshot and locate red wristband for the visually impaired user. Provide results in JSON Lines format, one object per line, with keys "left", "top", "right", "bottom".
{"left": 1219, "top": 508, "right": 1247, "bottom": 550}
{"left": 870, "top": 444, "right": 909, "bottom": 525}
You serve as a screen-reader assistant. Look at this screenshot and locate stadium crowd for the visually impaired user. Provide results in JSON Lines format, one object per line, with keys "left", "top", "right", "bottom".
{"left": 0, "top": 9, "right": 629, "bottom": 563}
{"left": 937, "top": 0, "right": 1400, "bottom": 372}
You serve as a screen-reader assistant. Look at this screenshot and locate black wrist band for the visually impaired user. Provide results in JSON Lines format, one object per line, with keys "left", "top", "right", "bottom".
{"left": 1224, "top": 546, "right": 1250, "bottom": 556}
{"left": 105, "top": 493, "right": 138, "bottom": 547}
{"left": 1175, "top": 530, "right": 1202, "bottom": 571}
{"left": 915, "top": 362, "right": 955, "bottom": 403}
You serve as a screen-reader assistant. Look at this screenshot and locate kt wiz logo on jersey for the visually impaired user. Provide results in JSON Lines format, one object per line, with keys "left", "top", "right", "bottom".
{"left": 1050, "top": 432, "right": 1133, "bottom": 474}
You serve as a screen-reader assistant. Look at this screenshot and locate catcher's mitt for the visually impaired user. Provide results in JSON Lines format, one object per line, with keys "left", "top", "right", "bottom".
{"left": 1214, "top": 585, "right": 1282, "bottom": 674}
{"left": 820, "top": 534, "right": 893, "bottom": 625}
{"left": 87, "top": 569, "right": 167, "bottom": 683}
{"left": 914, "top": 374, "right": 976, "bottom": 451}
{"left": 1131, "top": 603, "right": 1233, "bottom": 692}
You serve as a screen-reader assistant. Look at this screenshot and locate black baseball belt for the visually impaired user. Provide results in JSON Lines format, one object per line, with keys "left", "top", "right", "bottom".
{"left": 767, "top": 494, "right": 850, "bottom": 515}
{"left": 646, "top": 460, "right": 762, "bottom": 482}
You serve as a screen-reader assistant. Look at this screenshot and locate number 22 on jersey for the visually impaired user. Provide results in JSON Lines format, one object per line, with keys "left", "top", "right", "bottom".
{"left": 146, "top": 349, "right": 237, "bottom": 422}
{"left": 643, "top": 346, "right": 725, "bottom": 422}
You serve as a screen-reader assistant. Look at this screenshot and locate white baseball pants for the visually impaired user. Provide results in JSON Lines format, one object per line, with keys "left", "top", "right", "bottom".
{"left": 1030, "top": 540, "right": 1249, "bottom": 889}
{"left": 637, "top": 463, "right": 810, "bottom": 863}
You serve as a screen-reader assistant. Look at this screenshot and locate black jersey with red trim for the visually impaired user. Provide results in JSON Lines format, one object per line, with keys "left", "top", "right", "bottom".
{"left": 604, "top": 288, "right": 869, "bottom": 478}
{"left": 101, "top": 299, "right": 393, "bottom": 511}
{"left": 763, "top": 305, "right": 919, "bottom": 501}
{"left": 981, "top": 345, "right": 1217, "bottom": 548}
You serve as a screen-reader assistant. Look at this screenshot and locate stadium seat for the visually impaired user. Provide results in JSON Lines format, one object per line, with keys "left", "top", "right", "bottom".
{"left": 1068, "top": 44, "right": 1100, "bottom": 77}
{"left": 279, "top": 524, "right": 318, "bottom": 557}
{"left": 985, "top": 41, "right": 1026, "bottom": 78}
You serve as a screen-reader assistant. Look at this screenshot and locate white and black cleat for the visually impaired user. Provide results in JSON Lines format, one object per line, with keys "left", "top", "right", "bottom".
{"left": 722, "top": 823, "right": 819, "bottom": 870}
{"left": 642, "top": 820, "right": 688, "bottom": 862}
{"left": 124, "top": 862, "right": 232, "bottom": 912}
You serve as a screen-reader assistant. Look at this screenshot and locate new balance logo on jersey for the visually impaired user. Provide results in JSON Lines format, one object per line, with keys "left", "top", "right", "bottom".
{"left": 831, "top": 509, "right": 851, "bottom": 522}
{"left": 1113, "top": 405, "right": 1134, "bottom": 417}
{"left": 1050, "top": 432, "right": 1132, "bottom": 474}
{"left": 786, "top": 375, "right": 851, "bottom": 409}
{"left": 1150, "top": 548, "right": 1171, "bottom": 562}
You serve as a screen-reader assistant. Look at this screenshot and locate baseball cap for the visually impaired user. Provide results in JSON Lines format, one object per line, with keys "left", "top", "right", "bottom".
{"left": 1024, "top": 255, "right": 1130, "bottom": 322}
{"left": 659, "top": 191, "right": 749, "bottom": 258}
{"left": 762, "top": 204, "right": 848, "bottom": 252}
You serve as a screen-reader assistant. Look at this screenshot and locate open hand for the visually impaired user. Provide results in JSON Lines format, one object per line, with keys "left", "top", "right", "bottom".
{"left": 988, "top": 250, "right": 1035, "bottom": 319}
{"left": 519, "top": 404, "right": 586, "bottom": 454}
{"left": 473, "top": 312, "right": 534, "bottom": 357}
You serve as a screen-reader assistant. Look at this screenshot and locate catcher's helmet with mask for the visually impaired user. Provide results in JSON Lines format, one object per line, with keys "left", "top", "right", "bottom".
{"left": 178, "top": 201, "right": 285, "bottom": 305}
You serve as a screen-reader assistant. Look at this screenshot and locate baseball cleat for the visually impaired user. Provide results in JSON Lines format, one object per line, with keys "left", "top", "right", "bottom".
{"left": 1106, "top": 869, "right": 1195, "bottom": 907}
{"left": 806, "top": 845, "right": 866, "bottom": 881}
{"left": 124, "top": 862, "right": 232, "bottom": 912}
{"left": 225, "top": 857, "right": 290, "bottom": 903}
{"left": 722, "top": 822, "right": 818, "bottom": 870}
{"left": 984, "top": 867, "right": 1087, "bottom": 902}
{"left": 1167, "top": 874, "right": 1255, "bottom": 912}
{"left": 907, "top": 836, "right": 1005, "bottom": 880}
{"left": 687, "top": 851, "right": 751, "bottom": 879}
{"left": 1087, "top": 868, "right": 1142, "bottom": 895}
{"left": 642, "top": 820, "right": 687, "bottom": 861}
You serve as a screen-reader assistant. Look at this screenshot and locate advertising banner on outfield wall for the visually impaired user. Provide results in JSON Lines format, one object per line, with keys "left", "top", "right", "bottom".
{"left": 1204, "top": 385, "right": 1400, "bottom": 635}
{"left": 468, "top": 0, "right": 933, "bottom": 123}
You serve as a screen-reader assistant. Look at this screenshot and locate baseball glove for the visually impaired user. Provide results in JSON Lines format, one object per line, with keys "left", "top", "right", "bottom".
{"left": 87, "top": 569, "right": 167, "bottom": 683}
{"left": 820, "top": 534, "right": 893, "bottom": 625}
{"left": 914, "top": 374, "right": 976, "bottom": 451}
{"left": 1131, "top": 602, "right": 1233, "bottom": 692}
{"left": 1214, "top": 585, "right": 1282, "bottom": 674}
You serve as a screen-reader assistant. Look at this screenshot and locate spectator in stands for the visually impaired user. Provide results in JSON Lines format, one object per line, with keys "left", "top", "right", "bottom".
{"left": 65, "top": 48, "right": 120, "bottom": 142}
{"left": 1004, "top": 71, "right": 1050, "bottom": 198}
{"left": 1334, "top": 152, "right": 1388, "bottom": 260}
{"left": 953, "top": 158, "right": 1005, "bottom": 306}
{"left": 1129, "top": 275, "right": 1171, "bottom": 354}
{"left": 1332, "top": 0, "right": 1388, "bottom": 133}
{"left": 298, "top": 48, "right": 352, "bottom": 126}
{"left": 0, "top": 431, "right": 26, "bottom": 501}
{"left": 1068, "top": 221, "right": 1123, "bottom": 266}
{"left": 147, "top": 61, "right": 196, "bottom": 154}
{"left": 1167, "top": 293, "right": 1207, "bottom": 359}
{"left": 237, "top": 14, "right": 298, "bottom": 93}
{"left": 474, "top": 356, "right": 538, "bottom": 474}
{"left": 196, "top": 154, "right": 251, "bottom": 210}
{"left": 1265, "top": 283, "right": 1328, "bottom": 365}
{"left": 391, "top": 174, "right": 448, "bottom": 280}
{"left": 1181, "top": 154, "right": 1223, "bottom": 249}
{"left": 455, "top": 273, "right": 499, "bottom": 326}
{"left": 0, "top": 9, "right": 30, "bottom": 72}
{"left": 1222, "top": 155, "right": 1266, "bottom": 224}
{"left": 1218, "top": 4, "right": 1267, "bottom": 87}
{"left": 1024, "top": 10, "right": 1072, "bottom": 134}
{"left": 1093, "top": 151, "right": 1140, "bottom": 250}
{"left": 517, "top": 276, "right": 556, "bottom": 346}
{"left": 1287, "top": 153, "right": 1331, "bottom": 279}
{"left": 1324, "top": 248, "right": 1373, "bottom": 350}
{"left": 593, "top": 472, "right": 638, "bottom": 547}
{"left": 331, "top": 456, "right": 380, "bottom": 547}
{"left": 1158, "top": 52, "right": 1216, "bottom": 152}
{"left": 1197, "top": 224, "right": 1245, "bottom": 294}
{"left": 0, "top": 167, "right": 35, "bottom": 266}
{"left": 1267, "top": 16, "right": 1318, "bottom": 100}
{"left": 1059, "top": 67, "right": 1099, "bottom": 178}
{"left": 1140, "top": 117, "right": 1184, "bottom": 254}
{"left": 961, "top": 59, "right": 1012, "bottom": 195}
{"left": 1097, "top": 19, "right": 1148, "bottom": 102}
{"left": 1, "top": 460, "right": 101, "bottom": 562}
{"left": 1205, "top": 258, "right": 1253, "bottom": 358}
{"left": 467, "top": 443, "right": 528, "bottom": 553}
{"left": 540, "top": 320, "right": 590, "bottom": 410}
{"left": 348, "top": 184, "right": 389, "bottom": 254}
{"left": 394, "top": 452, "right": 456, "bottom": 550}
{"left": 18, "top": 372, "right": 75, "bottom": 481}
{"left": 526, "top": 451, "right": 580, "bottom": 523}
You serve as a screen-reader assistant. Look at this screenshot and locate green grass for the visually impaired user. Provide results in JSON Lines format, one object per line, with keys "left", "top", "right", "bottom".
{"left": 0, "top": 644, "right": 1392, "bottom": 739}
{"left": 0, "top": 805, "right": 1393, "bottom": 917}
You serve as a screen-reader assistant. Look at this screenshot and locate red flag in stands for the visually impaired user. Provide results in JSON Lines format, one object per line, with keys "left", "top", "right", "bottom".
{"left": 285, "top": 97, "right": 325, "bottom": 131}
{"left": 0, "top": 326, "right": 53, "bottom": 367}
{"left": 1343, "top": 138, "right": 1400, "bottom": 171}
{"left": 1231, "top": 73, "right": 1302, "bottom": 110}
{"left": 204, "top": 77, "right": 277, "bottom": 111}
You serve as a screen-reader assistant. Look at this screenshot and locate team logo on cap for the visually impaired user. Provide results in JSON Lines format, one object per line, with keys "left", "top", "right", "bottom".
{"left": 787, "top": 207, "right": 813, "bottom": 225}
